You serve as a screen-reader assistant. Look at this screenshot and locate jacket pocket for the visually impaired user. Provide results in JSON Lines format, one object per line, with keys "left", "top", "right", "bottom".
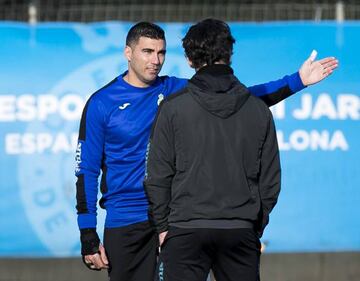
{"left": 160, "top": 227, "right": 193, "bottom": 250}
{"left": 247, "top": 177, "right": 259, "bottom": 202}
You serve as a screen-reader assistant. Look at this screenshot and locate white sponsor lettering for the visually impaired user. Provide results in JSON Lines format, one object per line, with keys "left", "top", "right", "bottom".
{"left": 0, "top": 94, "right": 87, "bottom": 122}
{"left": 277, "top": 130, "right": 349, "bottom": 151}
{"left": 0, "top": 95, "right": 16, "bottom": 121}
{"left": 17, "top": 95, "right": 37, "bottom": 121}
{"left": 5, "top": 133, "right": 78, "bottom": 154}
{"left": 58, "top": 94, "right": 84, "bottom": 120}
{"left": 75, "top": 142, "right": 82, "bottom": 173}
{"left": 37, "top": 95, "right": 58, "bottom": 121}
{"left": 293, "top": 93, "right": 360, "bottom": 120}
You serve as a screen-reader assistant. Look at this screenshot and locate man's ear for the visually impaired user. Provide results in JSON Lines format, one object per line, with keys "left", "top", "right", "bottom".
{"left": 186, "top": 57, "right": 195, "bottom": 69}
{"left": 124, "top": 45, "right": 132, "bottom": 62}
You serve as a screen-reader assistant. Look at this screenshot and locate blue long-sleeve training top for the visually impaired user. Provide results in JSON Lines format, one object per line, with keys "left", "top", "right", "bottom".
{"left": 75, "top": 71, "right": 304, "bottom": 230}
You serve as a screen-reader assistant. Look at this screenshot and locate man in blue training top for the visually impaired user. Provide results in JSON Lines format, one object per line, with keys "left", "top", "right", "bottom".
{"left": 75, "top": 21, "right": 337, "bottom": 281}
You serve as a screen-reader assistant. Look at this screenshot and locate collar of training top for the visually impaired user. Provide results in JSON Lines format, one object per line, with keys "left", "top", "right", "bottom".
{"left": 196, "top": 64, "right": 234, "bottom": 76}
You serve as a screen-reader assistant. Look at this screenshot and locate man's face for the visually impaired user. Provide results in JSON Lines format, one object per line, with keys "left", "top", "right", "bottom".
{"left": 125, "top": 37, "right": 166, "bottom": 87}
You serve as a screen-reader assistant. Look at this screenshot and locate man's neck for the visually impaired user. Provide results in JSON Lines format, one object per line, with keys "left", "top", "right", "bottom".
{"left": 123, "top": 73, "right": 152, "bottom": 88}
{"left": 195, "top": 61, "right": 227, "bottom": 72}
{"left": 123, "top": 69, "right": 156, "bottom": 88}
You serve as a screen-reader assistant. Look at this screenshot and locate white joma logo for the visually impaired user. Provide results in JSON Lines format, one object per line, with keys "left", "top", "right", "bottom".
{"left": 119, "top": 103, "right": 131, "bottom": 110}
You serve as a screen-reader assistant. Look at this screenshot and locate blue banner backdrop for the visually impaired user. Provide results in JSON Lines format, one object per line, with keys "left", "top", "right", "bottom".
{"left": 0, "top": 21, "right": 359, "bottom": 257}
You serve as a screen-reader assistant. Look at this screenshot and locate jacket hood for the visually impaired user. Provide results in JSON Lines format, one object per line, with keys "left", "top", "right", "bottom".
{"left": 188, "top": 64, "right": 250, "bottom": 118}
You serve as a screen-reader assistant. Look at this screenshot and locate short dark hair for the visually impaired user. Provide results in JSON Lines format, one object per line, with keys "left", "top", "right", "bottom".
{"left": 126, "top": 22, "right": 165, "bottom": 47}
{"left": 182, "top": 18, "right": 235, "bottom": 69}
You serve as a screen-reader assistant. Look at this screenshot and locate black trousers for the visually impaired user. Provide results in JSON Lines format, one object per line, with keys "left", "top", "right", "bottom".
{"left": 159, "top": 227, "right": 261, "bottom": 281}
{"left": 104, "top": 221, "right": 158, "bottom": 281}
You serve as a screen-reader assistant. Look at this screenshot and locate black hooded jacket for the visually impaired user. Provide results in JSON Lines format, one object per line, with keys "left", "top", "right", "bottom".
{"left": 144, "top": 64, "right": 281, "bottom": 237}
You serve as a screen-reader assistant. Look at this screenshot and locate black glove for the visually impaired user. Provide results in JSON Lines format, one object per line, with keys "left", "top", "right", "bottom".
{"left": 80, "top": 228, "right": 100, "bottom": 255}
{"left": 80, "top": 228, "right": 101, "bottom": 270}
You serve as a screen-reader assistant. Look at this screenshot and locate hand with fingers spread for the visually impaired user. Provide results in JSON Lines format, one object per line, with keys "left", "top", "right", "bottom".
{"left": 299, "top": 49, "right": 339, "bottom": 86}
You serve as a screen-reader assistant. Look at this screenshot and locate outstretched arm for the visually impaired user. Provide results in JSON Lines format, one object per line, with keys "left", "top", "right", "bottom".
{"left": 248, "top": 50, "right": 338, "bottom": 107}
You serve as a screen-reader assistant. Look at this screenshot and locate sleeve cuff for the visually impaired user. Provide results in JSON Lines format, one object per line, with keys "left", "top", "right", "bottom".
{"left": 288, "top": 72, "right": 306, "bottom": 93}
{"left": 156, "top": 223, "right": 169, "bottom": 234}
{"left": 80, "top": 228, "right": 100, "bottom": 255}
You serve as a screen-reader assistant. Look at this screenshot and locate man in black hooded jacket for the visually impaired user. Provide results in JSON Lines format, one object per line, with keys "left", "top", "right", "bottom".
{"left": 144, "top": 18, "right": 281, "bottom": 281}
